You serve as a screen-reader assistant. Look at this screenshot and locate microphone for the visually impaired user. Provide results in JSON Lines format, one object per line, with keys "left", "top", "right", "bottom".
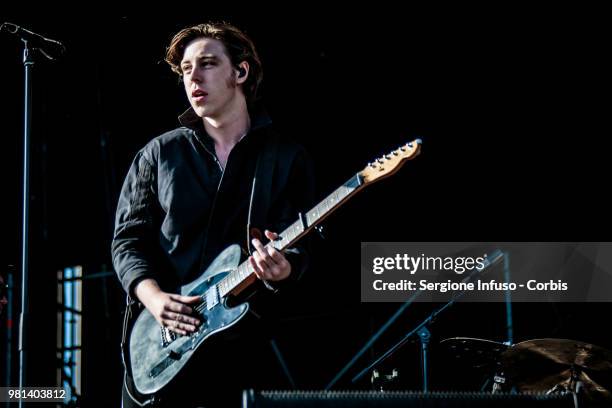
{"left": 1, "top": 22, "right": 66, "bottom": 60}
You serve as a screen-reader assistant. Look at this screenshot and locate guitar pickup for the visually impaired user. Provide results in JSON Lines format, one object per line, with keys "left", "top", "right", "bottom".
{"left": 205, "top": 286, "right": 219, "bottom": 310}
{"left": 149, "top": 351, "right": 181, "bottom": 378}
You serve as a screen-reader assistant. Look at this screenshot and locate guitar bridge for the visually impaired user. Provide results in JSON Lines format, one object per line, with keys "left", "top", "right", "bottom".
{"left": 160, "top": 326, "right": 176, "bottom": 348}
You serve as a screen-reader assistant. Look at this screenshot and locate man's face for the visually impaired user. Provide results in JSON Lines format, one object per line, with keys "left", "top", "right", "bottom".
{"left": 180, "top": 37, "right": 242, "bottom": 119}
{"left": 0, "top": 276, "right": 7, "bottom": 316}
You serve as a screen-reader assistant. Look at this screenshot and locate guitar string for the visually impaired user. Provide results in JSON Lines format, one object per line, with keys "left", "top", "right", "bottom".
{"left": 192, "top": 230, "right": 301, "bottom": 316}
{"left": 191, "top": 243, "right": 274, "bottom": 315}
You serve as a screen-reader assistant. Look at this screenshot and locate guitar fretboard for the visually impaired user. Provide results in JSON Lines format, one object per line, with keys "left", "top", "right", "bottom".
{"left": 217, "top": 174, "right": 363, "bottom": 297}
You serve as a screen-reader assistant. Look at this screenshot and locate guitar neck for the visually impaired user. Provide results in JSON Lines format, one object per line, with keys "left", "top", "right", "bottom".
{"left": 217, "top": 173, "right": 365, "bottom": 297}
{"left": 216, "top": 138, "right": 422, "bottom": 297}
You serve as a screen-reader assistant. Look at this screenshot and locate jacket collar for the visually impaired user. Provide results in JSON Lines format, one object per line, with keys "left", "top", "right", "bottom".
{"left": 178, "top": 104, "right": 272, "bottom": 132}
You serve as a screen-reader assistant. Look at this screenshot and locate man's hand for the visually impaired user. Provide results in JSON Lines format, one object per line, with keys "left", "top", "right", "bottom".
{"left": 134, "top": 279, "right": 201, "bottom": 335}
{"left": 249, "top": 230, "right": 291, "bottom": 282}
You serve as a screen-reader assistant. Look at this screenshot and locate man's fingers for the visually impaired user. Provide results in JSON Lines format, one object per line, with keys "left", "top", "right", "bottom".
{"left": 249, "top": 256, "right": 264, "bottom": 279}
{"left": 162, "top": 315, "right": 199, "bottom": 334}
{"left": 175, "top": 321, "right": 197, "bottom": 332}
{"left": 252, "top": 239, "right": 277, "bottom": 266}
{"left": 250, "top": 254, "right": 263, "bottom": 275}
{"left": 166, "top": 301, "right": 193, "bottom": 315}
{"left": 254, "top": 249, "right": 271, "bottom": 268}
{"left": 166, "top": 294, "right": 203, "bottom": 315}
{"left": 266, "top": 245, "right": 285, "bottom": 264}
{"left": 162, "top": 318, "right": 184, "bottom": 334}
{"left": 250, "top": 237, "right": 289, "bottom": 282}
{"left": 264, "top": 230, "right": 279, "bottom": 240}
{"left": 170, "top": 294, "right": 201, "bottom": 304}
{"left": 162, "top": 311, "right": 200, "bottom": 326}
{"left": 251, "top": 238, "right": 266, "bottom": 256}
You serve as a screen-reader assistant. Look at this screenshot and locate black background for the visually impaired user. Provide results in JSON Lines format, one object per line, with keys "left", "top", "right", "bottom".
{"left": 1, "top": 5, "right": 610, "bottom": 406}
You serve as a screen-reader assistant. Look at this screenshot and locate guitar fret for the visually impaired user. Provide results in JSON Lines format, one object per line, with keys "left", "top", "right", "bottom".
{"left": 307, "top": 183, "right": 351, "bottom": 225}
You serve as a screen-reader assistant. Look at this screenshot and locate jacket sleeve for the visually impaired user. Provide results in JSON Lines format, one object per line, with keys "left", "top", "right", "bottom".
{"left": 111, "top": 150, "right": 161, "bottom": 297}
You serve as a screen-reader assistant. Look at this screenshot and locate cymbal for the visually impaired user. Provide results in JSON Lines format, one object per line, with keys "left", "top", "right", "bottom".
{"left": 502, "top": 338, "right": 612, "bottom": 401}
{"left": 503, "top": 338, "right": 612, "bottom": 372}
{"left": 440, "top": 337, "right": 509, "bottom": 369}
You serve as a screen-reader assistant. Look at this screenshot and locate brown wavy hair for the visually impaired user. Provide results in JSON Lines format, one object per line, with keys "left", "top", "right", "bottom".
{"left": 165, "top": 22, "right": 263, "bottom": 104}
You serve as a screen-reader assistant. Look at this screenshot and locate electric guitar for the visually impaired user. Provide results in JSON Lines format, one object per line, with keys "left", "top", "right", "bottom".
{"left": 129, "top": 139, "right": 422, "bottom": 394}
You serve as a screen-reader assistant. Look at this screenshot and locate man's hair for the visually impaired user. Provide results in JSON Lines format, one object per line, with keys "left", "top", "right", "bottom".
{"left": 165, "top": 22, "right": 263, "bottom": 104}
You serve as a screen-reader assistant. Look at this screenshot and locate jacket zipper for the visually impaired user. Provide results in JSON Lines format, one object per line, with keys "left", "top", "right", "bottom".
{"left": 196, "top": 136, "right": 226, "bottom": 271}
{"left": 195, "top": 131, "right": 248, "bottom": 271}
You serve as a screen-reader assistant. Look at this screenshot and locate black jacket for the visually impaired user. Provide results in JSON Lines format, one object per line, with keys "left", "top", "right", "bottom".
{"left": 112, "top": 108, "right": 315, "bottom": 297}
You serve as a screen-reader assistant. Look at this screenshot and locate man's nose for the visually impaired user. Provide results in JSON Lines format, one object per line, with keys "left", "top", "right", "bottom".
{"left": 190, "top": 69, "right": 203, "bottom": 83}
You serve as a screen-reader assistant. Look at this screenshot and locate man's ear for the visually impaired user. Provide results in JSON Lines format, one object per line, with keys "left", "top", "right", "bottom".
{"left": 236, "top": 62, "right": 249, "bottom": 83}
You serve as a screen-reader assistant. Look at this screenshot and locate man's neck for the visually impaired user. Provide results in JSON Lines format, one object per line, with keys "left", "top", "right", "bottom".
{"left": 202, "top": 99, "right": 251, "bottom": 149}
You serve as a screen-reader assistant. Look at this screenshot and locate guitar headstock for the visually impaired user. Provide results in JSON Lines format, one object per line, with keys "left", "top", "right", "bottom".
{"left": 359, "top": 139, "right": 422, "bottom": 184}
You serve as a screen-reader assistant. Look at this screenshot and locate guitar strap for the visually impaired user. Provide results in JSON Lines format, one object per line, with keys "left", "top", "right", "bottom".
{"left": 246, "top": 130, "right": 279, "bottom": 254}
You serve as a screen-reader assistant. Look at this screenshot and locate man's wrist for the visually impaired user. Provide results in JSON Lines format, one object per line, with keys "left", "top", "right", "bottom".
{"left": 134, "top": 278, "right": 161, "bottom": 304}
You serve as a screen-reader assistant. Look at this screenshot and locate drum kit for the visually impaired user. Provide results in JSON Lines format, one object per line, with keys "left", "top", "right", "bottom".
{"left": 441, "top": 337, "right": 612, "bottom": 406}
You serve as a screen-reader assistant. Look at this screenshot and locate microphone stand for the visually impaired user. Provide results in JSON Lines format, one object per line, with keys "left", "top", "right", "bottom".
{"left": 349, "top": 250, "right": 505, "bottom": 392}
{"left": 1, "top": 23, "right": 63, "bottom": 407}
{"left": 19, "top": 38, "right": 35, "bottom": 406}
{"left": 503, "top": 252, "right": 514, "bottom": 345}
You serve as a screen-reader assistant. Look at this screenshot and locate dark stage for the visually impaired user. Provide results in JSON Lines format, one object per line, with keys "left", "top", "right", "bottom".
{"left": 1, "top": 7, "right": 610, "bottom": 407}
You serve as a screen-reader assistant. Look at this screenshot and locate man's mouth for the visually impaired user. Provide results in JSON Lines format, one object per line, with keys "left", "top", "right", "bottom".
{"left": 192, "top": 89, "right": 208, "bottom": 104}
{"left": 192, "top": 89, "right": 208, "bottom": 97}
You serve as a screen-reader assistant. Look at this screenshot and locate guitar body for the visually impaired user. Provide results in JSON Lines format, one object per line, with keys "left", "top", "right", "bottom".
{"left": 129, "top": 244, "right": 249, "bottom": 394}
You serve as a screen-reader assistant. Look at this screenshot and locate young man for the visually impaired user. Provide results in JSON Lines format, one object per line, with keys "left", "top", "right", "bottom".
{"left": 112, "top": 22, "right": 315, "bottom": 407}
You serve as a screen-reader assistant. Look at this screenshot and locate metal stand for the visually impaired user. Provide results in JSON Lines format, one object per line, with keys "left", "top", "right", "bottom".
{"left": 3, "top": 267, "right": 15, "bottom": 408}
{"left": 18, "top": 39, "right": 35, "bottom": 405}
{"left": 417, "top": 327, "right": 431, "bottom": 392}
{"left": 503, "top": 252, "right": 513, "bottom": 345}
{"left": 1, "top": 23, "right": 64, "bottom": 408}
